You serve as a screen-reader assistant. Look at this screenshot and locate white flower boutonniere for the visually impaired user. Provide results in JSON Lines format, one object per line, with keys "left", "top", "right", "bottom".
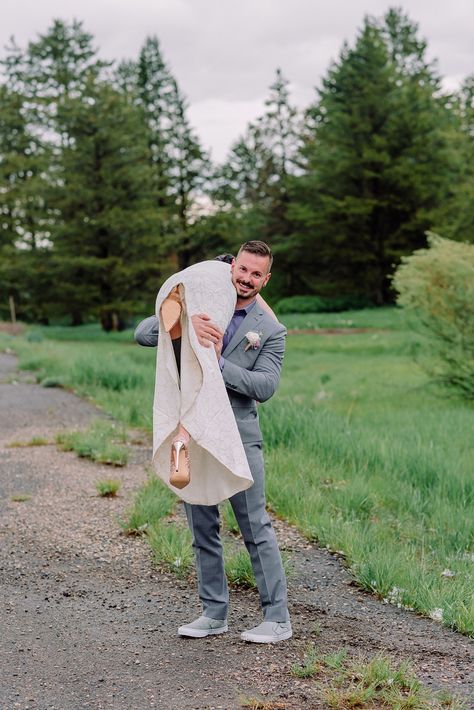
{"left": 244, "top": 331, "right": 263, "bottom": 351}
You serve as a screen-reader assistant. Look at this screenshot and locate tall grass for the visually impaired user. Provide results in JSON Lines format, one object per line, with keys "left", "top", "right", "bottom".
{"left": 1, "top": 309, "right": 473, "bottom": 635}
{"left": 281, "top": 305, "right": 405, "bottom": 331}
{"left": 261, "top": 398, "right": 474, "bottom": 634}
{"left": 120, "top": 471, "right": 176, "bottom": 534}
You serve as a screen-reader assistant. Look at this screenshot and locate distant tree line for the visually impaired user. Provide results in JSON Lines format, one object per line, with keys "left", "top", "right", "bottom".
{"left": 0, "top": 8, "right": 472, "bottom": 328}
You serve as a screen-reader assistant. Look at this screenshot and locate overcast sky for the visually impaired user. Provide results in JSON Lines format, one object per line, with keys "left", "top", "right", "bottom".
{"left": 1, "top": 1, "right": 472, "bottom": 162}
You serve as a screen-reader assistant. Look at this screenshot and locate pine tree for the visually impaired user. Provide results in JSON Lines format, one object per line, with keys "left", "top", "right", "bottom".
{"left": 434, "top": 76, "right": 474, "bottom": 243}
{"left": 1, "top": 22, "right": 171, "bottom": 327}
{"left": 215, "top": 69, "right": 300, "bottom": 206}
{"left": 2, "top": 20, "right": 104, "bottom": 143}
{"left": 258, "top": 69, "right": 302, "bottom": 294}
{"left": 0, "top": 85, "right": 53, "bottom": 321}
{"left": 213, "top": 69, "right": 301, "bottom": 295}
{"left": 0, "top": 20, "right": 107, "bottom": 322}
{"left": 0, "top": 86, "right": 29, "bottom": 252}
{"left": 290, "top": 9, "right": 454, "bottom": 304}
{"left": 120, "top": 37, "right": 210, "bottom": 270}
{"left": 136, "top": 38, "right": 175, "bottom": 207}
{"left": 50, "top": 79, "right": 166, "bottom": 328}
{"left": 166, "top": 77, "right": 211, "bottom": 269}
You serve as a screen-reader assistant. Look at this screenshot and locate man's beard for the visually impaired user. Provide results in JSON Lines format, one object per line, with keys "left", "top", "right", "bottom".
{"left": 235, "top": 279, "right": 258, "bottom": 299}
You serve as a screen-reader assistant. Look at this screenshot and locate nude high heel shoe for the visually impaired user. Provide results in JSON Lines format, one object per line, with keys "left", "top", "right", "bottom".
{"left": 161, "top": 285, "right": 182, "bottom": 334}
{"left": 169, "top": 436, "right": 190, "bottom": 489}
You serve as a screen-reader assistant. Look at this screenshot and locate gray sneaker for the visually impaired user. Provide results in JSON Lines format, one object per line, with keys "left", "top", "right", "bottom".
{"left": 178, "top": 615, "right": 228, "bottom": 638}
{"left": 241, "top": 621, "right": 292, "bottom": 643}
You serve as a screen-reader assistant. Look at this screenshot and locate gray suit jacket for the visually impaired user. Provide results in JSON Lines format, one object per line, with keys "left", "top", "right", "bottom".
{"left": 134, "top": 306, "right": 286, "bottom": 444}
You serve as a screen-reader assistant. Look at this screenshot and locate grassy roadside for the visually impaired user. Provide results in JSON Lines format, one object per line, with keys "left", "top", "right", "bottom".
{"left": 1, "top": 306, "right": 473, "bottom": 636}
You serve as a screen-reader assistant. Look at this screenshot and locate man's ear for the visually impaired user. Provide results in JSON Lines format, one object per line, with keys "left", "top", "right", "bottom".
{"left": 263, "top": 272, "right": 271, "bottom": 287}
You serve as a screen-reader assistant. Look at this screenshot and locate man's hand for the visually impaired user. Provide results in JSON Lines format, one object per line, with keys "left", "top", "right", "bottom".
{"left": 191, "top": 313, "right": 224, "bottom": 348}
{"left": 214, "top": 335, "right": 223, "bottom": 360}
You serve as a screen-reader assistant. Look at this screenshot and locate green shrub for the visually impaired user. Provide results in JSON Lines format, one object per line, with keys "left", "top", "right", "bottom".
{"left": 275, "top": 294, "right": 373, "bottom": 314}
{"left": 393, "top": 234, "right": 474, "bottom": 398}
{"left": 26, "top": 331, "right": 43, "bottom": 343}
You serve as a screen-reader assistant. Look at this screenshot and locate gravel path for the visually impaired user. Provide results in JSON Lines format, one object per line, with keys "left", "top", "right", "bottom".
{"left": 0, "top": 352, "right": 472, "bottom": 710}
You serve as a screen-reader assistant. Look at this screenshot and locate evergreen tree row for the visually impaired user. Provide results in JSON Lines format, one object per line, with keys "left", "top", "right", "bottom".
{"left": 0, "top": 9, "right": 472, "bottom": 327}
{"left": 0, "top": 21, "right": 208, "bottom": 327}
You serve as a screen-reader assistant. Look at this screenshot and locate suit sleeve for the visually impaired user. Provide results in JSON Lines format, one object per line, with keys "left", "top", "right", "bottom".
{"left": 134, "top": 316, "right": 159, "bottom": 347}
{"left": 221, "top": 324, "right": 286, "bottom": 402}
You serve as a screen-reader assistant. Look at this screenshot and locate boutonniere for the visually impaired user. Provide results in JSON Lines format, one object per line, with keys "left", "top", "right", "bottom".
{"left": 244, "top": 331, "right": 263, "bottom": 351}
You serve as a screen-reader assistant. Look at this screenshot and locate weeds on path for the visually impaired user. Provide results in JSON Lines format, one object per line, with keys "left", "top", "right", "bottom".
{"left": 120, "top": 471, "right": 176, "bottom": 535}
{"left": 95, "top": 479, "right": 122, "bottom": 497}
{"left": 121, "top": 472, "right": 193, "bottom": 577}
{"left": 6, "top": 437, "right": 51, "bottom": 447}
{"left": 240, "top": 699, "right": 287, "bottom": 709}
{"left": 56, "top": 419, "right": 129, "bottom": 466}
{"left": 291, "top": 644, "right": 467, "bottom": 709}
{"left": 147, "top": 522, "right": 194, "bottom": 578}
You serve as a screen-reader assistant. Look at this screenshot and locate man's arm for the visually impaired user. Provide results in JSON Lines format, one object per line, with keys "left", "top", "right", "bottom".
{"left": 134, "top": 316, "right": 159, "bottom": 347}
{"left": 134, "top": 314, "right": 223, "bottom": 347}
{"left": 219, "top": 325, "right": 286, "bottom": 403}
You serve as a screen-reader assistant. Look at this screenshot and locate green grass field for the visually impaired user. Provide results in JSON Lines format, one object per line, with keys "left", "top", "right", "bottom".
{"left": 1, "top": 306, "right": 473, "bottom": 636}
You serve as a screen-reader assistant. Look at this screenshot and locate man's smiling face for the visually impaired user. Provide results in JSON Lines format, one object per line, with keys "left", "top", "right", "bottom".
{"left": 230, "top": 250, "right": 271, "bottom": 305}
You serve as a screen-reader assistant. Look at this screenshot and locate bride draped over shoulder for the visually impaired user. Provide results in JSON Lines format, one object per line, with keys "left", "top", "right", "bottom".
{"left": 152, "top": 259, "right": 253, "bottom": 505}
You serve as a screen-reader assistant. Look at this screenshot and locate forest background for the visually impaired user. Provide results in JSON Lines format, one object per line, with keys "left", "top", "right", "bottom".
{"left": 0, "top": 7, "right": 473, "bottom": 330}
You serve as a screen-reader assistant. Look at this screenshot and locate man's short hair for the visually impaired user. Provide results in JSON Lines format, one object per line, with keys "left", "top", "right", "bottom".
{"left": 237, "top": 241, "right": 273, "bottom": 271}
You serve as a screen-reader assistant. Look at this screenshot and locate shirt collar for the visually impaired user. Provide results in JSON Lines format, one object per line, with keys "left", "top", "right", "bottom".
{"left": 235, "top": 299, "right": 257, "bottom": 316}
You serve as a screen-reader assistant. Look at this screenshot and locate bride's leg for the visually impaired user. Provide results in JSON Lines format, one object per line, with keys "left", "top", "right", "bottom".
{"left": 175, "top": 424, "right": 190, "bottom": 443}
{"left": 161, "top": 287, "right": 191, "bottom": 489}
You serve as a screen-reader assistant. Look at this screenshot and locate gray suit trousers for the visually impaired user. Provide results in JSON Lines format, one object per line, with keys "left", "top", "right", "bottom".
{"left": 184, "top": 440, "right": 289, "bottom": 622}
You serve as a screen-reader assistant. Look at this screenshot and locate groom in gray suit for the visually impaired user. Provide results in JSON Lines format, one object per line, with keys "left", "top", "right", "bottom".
{"left": 135, "top": 241, "right": 291, "bottom": 643}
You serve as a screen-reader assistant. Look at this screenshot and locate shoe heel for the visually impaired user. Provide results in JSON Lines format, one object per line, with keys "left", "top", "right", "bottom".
{"left": 170, "top": 439, "right": 190, "bottom": 489}
{"left": 172, "top": 441, "right": 183, "bottom": 472}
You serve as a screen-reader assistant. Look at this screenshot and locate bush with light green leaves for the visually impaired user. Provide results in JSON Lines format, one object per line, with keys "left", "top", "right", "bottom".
{"left": 393, "top": 234, "right": 474, "bottom": 399}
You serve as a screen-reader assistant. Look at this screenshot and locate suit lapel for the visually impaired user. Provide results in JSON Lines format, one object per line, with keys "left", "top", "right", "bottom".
{"left": 223, "top": 306, "right": 264, "bottom": 358}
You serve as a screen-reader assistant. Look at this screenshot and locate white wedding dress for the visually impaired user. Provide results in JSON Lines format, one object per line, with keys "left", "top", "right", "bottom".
{"left": 152, "top": 260, "right": 253, "bottom": 505}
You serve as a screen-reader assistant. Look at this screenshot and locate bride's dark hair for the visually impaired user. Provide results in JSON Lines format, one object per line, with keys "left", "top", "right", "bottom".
{"left": 214, "top": 253, "right": 234, "bottom": 264}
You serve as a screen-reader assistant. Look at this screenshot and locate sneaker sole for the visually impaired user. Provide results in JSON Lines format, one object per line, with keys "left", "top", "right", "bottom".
{"left": 240, "top": 630, "right": 292, "bottom": 643}
{"left": 178, "top": 624, "right": 228, "bottom": 638}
